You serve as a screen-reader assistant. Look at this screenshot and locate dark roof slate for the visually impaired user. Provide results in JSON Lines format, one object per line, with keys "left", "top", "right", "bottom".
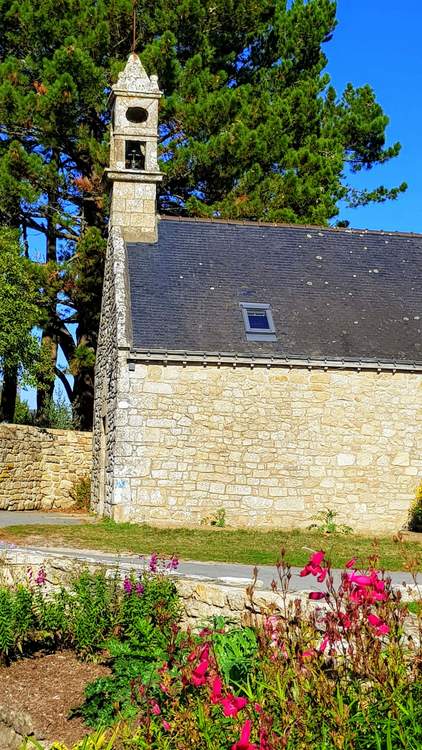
{"left": 127, "top": 217, "right": 422, "bottom": 363}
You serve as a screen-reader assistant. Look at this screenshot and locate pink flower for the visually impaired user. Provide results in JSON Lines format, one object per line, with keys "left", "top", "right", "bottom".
{"left": 254, "top": 703, "right": 262, "bottom": 714}
{"left": 319, "top": 635, "right": 330, "bottom": 653}
{"left": 166, "top": 555, "right": 179, "bottom": 571}
{"left": 349, "top": 573, "right": 372, "bottom": 586}
{"left": 302, "top": 649, "right": 316, "bottom": 659}
{"left": 221, "top": 694, "right": 248, "bottom": 717}
{"left": 149, "top": 552, "right": 159, "bottom": 572}
{"left": 375, "top": 623, "right": 389, "bottom": 636}
{"left": 299, "top": 551, "right": 327, "bottom": 582}
{"left": 232, "top": 720, "right": 258, "bottom": 750}
{"left": 191, "top": 659, "right": 208, "bottom": 686}
{"left": 310, "top": 551, "right": 325, "bottom": 566}
{"left": 34, "top": 567, "right": 47, "bottom": 586}
{"left": 367, "top": 613, "right": 389, "bottom": 635}
{"left": 210, "top": 676, "right": 223, "bottom": 704}
{"left": 151, "top": 702, "right": 161, "bottom": 715}
{"left": 123, "top": 576, "right": 133, "bottom": 594}
{"left": 299, "top": 565, "right": 312, "bottom": 577}
{"left": 309, "top": 591, "right": 326, "bottom": 600}
{"left": 162, "top": 720, "right": 171, "bottom": 731}
{"left": 345, "top": 557, "right": 356, "bottom": 569}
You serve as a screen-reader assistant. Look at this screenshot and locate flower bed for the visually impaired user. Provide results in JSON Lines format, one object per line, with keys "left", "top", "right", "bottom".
{"left": 0, "top": 550, "right": 419, "bottom": 750}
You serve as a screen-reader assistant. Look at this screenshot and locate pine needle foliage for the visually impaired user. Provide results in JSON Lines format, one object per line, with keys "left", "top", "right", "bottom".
{"left": 0, "top": 0, "right": 407, "bottom": 426}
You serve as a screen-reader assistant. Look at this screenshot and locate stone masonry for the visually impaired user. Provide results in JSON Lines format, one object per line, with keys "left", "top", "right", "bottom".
{"left": 94, "top": 359, "right": 422, "bottom": 534}
{"left": 0, "top": 424, "right": 92, "bottom": 511}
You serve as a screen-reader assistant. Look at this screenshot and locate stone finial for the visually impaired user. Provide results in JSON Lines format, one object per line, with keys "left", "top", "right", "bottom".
{"left": 113, "top": 53, "right": 161, "bottom": 95}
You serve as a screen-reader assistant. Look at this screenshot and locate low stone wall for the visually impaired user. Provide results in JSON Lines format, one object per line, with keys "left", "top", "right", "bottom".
{"left": 0, "top": 704, "right": 48, "bottom": 750}
{"left": 0, "top": 424, "right": 92, "bottom": 511}
{"left": 0, "top": 548, "right": 419, "bottom": 629}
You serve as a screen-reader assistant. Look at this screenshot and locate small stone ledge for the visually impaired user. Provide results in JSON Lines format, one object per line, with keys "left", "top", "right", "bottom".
{"left": 0, "top": 548, "right": 420, "bottom": 630}
{"left": 0, "top": 703, "right": 48, "bottom": 750}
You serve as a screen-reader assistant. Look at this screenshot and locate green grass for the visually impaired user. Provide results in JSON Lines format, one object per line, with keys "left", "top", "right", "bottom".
{"left": 1, "top": 519, "right": 421, "bottom": 571}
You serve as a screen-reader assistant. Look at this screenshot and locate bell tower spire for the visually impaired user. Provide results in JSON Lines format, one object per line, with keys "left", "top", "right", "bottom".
{"left": 106, "top": 54, "right": 163, "bottom": 242}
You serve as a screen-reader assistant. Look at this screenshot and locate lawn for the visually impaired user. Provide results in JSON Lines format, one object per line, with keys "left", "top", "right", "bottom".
{"left": 1, "top": 519, "right": 421, "bottom": 571}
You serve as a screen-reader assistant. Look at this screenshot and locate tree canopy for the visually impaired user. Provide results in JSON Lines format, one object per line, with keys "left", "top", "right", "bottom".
{"left": 0, "top": 0, "right": 407, "bottom": 427}
{"left": 0, "top": 228, "right": 40, "bottom": 420}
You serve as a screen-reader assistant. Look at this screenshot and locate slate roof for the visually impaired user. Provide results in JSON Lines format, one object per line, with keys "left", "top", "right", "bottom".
{"left": 127, "top": 217, "right": 422, "bottom": 364}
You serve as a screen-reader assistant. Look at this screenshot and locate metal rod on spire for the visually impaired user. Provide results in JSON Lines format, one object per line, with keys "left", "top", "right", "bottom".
{"left": 131, "top": 0, "right": 137, "bottom": 53}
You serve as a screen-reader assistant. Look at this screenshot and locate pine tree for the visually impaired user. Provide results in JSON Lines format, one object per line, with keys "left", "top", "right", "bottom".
{"left": 0, "top": 228, "right": 40, "bottom": 421}
{"left": 0, "top": 0, "right": 406, "bottom": 428}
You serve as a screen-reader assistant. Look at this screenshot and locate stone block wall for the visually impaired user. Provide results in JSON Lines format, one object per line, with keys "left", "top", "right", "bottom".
{"left": 0, "top": 424, "right": 92, "bottom": 511}
{"left": 107, "top": 363, "right": 422, "bottom": 533}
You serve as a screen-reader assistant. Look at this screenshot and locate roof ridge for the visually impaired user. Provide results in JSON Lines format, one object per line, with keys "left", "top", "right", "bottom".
{"left": 158, "top": 214, "right": 422, "bottom": 240}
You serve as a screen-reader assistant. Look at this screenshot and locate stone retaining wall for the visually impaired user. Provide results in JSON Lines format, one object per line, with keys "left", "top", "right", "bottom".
{"left": 0, "top": 548, "right": 419, "bottom": 629}
{"left": 0, "top": 424, "right": 92, "bottom": 511}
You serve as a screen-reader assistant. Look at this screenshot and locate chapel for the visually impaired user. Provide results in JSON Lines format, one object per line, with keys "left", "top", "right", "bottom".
{"left": 92, "top": 54, "right": 422, "bottom": 533}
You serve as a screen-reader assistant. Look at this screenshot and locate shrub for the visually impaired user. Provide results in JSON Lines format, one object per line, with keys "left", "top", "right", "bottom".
{"left": 69, "top": 476, "right": 92, "bottom": 512}
{"left": 409, "top": 483, "right": 422, "bottom": 531}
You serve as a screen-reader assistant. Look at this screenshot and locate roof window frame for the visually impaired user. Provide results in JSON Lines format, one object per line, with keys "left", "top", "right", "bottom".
{"left": 239, "top": 302, "right": 277, "bottom": 342}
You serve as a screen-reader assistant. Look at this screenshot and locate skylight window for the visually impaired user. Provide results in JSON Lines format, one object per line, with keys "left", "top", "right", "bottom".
{"left": 240, "top": 303, "right": 277, "bottom": 342}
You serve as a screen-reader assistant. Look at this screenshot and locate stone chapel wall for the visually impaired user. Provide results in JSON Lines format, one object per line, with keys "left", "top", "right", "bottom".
{"left": 110, "top": 363, "right": 422, "bottom": 533}
{"left": 0, "top": 424, "right": 92, "bottom": 511}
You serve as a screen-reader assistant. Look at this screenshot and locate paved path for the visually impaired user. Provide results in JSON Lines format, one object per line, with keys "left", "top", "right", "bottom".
{"left": 1, "top": 542, "right": 417, "bottom": 592}
{"left": 0, "top": 512, "right": 418, "bottom": 591}
{"left": 0, "top": 510, "right": 94, "bottom": 527}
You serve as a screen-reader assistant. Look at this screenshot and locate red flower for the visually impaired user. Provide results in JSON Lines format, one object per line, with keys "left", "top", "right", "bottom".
{"left": 232, "top": 720, "right": 258, "bottom": 750}
{"left": 310, "top": 551, "right": 325, "bottom": 566}
{"left": 221, "top": 694, "right": 248, "bottom": 717}
{"left": 191, "top": 658, "right": 209, "bottom": 686}
{"left": 309, "top": 591, "right": 326, "bottom": 600}
{"left": 367, "top": 613, "right": 389, "bottom": 635}
{"left": 345, "top": 557, "right": 356, "bottom": 568}
{"left": 210, "top": 676, "right": 223, "bottom": 704}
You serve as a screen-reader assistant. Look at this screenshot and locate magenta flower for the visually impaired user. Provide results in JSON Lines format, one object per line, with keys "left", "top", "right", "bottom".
{"left": 308, "top": 591, "right": 326, "bottom": 600}
{"left": 123, "top": 576, "right": 133, "bottom": 594}
{"left": 348, "top": 573, "right": 372, "bottom": 586}
{"left": 191, "top": 659, "right": 209, "bottom": 687}
{"left": 34, "top": 567, "right": 47, "bottom": 586}
{"left": 135, "top": 582, "right": 144, "bottom": 596}
{"left": 231, "top": 720, "right": 258, "bottom": 750}
{"left": 299, "top": 550, "right": 327, "bottom": 581}
{"left": 310, "top": 550, "right": 325, "bottom": 566}
{"left": 210, "top": 676, "right": 223, "bottom": 704}
{"left": 319, "top": 634, "right": 330, "bottom": 653}
{"left": 221, "top": 694, "right": 248, "bottom": 717}
{"left": 367, "top": 613, "right": 389, "bottom": 635}
{"left": 149, "top": 552, "right": 159, "bottom": 572}
{"left": 166, "top": 555, "right": 179, "bottom": 571}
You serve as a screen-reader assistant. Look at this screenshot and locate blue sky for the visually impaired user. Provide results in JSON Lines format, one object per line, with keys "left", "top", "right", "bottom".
{"left": 329, "top": 1, "right": 421, "bottom": 232}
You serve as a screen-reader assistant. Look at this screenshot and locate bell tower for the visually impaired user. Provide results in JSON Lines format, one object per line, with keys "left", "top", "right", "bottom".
{"left": 106, "top": 53, "right": 163, "bottom": 242}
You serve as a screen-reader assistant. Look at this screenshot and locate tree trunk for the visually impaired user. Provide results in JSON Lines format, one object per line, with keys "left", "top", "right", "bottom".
{"left": 71, "top": 330, "right": 95, "bottom": 431}
{"left": 36, "top": 157, "right": 59, "bottom": 423}
{"left": 0, "top": 367, "right": 18, "bottom": 423}
{"left": 36, "top": 331, "right": 58, "bottom": 422}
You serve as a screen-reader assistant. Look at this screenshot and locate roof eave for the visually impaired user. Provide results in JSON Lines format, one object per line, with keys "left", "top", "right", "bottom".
{"left": 126, "top": 348, "right": 422, "bottom": 373}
